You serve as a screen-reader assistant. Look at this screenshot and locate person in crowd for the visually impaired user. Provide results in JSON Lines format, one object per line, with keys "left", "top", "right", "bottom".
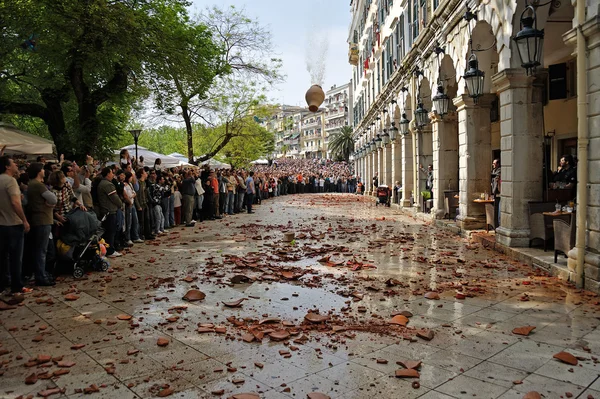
{"left": 78, "top": 165, "right": 94, "bottom": 210}
{"left": 180, "top": 170, "right": 196, "bottom": 226}
{"left": 154, "top": 158, "right": 163, "bottom": 172}
{"left": 97, "top": 167, "right": 123, "bottom": 258}
{"left": 0, "top": 156, "right": 30, "bottom": 295}
{"left": 160, "top": 175, "right": 171, "bottom": 230}
{"left": 218, "top": 171, "right": 228, "bottom": 216}
{"left": 419, "top": 164, "right": 434, "bottom": 196}
{"left": 394, "top": 181, "right": 403, "bottom": 204}
{"left": 123, "top": 171, "right": 142, "bottom": 245}
{"left": 26, "top": 163, "right": 57, "bottom": 286}
{"left": 49, "top": 171, "right": 83, "bottom": 226}
{"left": 372, "top": 172, "right": 379, "bottom": 191}
{"left": 147, "top": 171, "right": 165, "bottom": 236}
{"left": 209, "top": 171, "right": 221, "bottom": 219}
{"left": 173, "top": 185, "right": 182, "bottom": 226}
{"left": 552, "top": 154, "right": 577, "bottom": 192}
{"left": 226, "top": 171, "right": 236, "bottom": 215}
{"left": 120, "top": 149, "right": 132, "bottom": 168}
{"left": 246, "top": 171, "right": 256, "bottom": 214}
{"left": 236, "top": 171, "right": 246, "bottom": 213}
{"left": 138, "top": 156, "right": 145, "bottom": 168}
{"left": 135, "top": 168, "right": 153, "bottom": 241}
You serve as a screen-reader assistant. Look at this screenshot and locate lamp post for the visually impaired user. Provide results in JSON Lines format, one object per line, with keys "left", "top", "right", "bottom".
{"left": 381, "top": 129, "right": 390, "bottom": 145}
{"left": 128, "top": 129, "right": 142, "bottom": 164}
{"left": 389, "top": 122, "right": 398, "bottom": 141}
{"left": 463, "top": 54, "right": 485, "bottom": 102}
{"left": 432, "top": 83, "right": 450, "bottom": 117}
{"left": 414, "top": 101, "right": 429, "bottom": 128}
{"left": 513, "top": 5, "right": 544, "bottom": 75}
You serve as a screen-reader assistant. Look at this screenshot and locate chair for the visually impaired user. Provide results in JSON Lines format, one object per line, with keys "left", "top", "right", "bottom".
{"left": 528, "top": 201, "right": 559, "bottom": 251}
{"left": 484, "top": 203, "right": 496, "bottom": 232}
{"left": 444, "top": 192, "right": 459, "bottom": 219}
{"left": 421, "top": 191, "right": 432, "bottom": 214}
{"left": 554, "top": 215, "right": 576, "bottom": 263}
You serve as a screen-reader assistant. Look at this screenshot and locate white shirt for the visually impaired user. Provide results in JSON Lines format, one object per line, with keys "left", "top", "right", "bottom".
{"left": 173, "top": 191, "right": 182, "bottom": 207}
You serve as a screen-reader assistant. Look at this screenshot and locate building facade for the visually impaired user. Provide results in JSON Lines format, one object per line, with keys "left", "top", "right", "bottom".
{"left": 324, "top": 83, "right": 354, "bottom": 159}
{"left": 348, "top": 0, "right": 599, "bottom": 288}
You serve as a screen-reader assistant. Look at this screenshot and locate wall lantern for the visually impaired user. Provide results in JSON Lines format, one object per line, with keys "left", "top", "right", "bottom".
{"left": 463, "top": 54, "right": 485, "bottom": 102}
{"left": 389, "top": 122, "right": 398, "bottom": 141}
{"left": 513, "top": 4, "right": 544, "bottom": 75}
{"left": 370, "top": 139, "right": 377, "bottom": 152}
{"left": 399, "top": 114, "right": 410, "bottom": 135}
{"left": 381, "top": 129, "right": 390, "bottom": 145}
{"left": 415, "top": 101, "right": 429, "bottom": 128}
{"left": 375, "top": 134, "right": 383, "bottom": 149}
{"left": 432, "top": 83, "right": 450, "bottom": 117}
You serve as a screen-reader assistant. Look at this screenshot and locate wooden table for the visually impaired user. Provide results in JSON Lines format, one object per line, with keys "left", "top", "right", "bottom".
{"left": 474, "top": 199, "right": 496, "bottom": 231}
{"left": 473, "top": 199, "right": 494, "bottom": 204}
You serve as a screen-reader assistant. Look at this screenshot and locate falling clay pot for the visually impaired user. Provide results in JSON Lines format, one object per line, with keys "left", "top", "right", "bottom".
{"left": 305, "top": 85, "right": 325, "bottom": 112}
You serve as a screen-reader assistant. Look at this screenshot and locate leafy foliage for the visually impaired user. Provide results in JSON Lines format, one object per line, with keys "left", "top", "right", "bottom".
{"left": 328, "top": 125, "right": 355, "bottom": 162}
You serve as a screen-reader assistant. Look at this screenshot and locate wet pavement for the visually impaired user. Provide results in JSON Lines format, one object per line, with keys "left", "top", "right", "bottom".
{"left": 1, "top": 193, "right": 600, "bottom": 399}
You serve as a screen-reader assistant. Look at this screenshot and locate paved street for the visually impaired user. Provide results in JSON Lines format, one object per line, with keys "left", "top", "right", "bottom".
{"left": 1, "top": 194, "right": 600, "bottom": 399}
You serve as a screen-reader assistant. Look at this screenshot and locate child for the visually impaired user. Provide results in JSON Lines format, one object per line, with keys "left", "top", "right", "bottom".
{"left": 173, "top": 185, "right": 182, "bottom": 226}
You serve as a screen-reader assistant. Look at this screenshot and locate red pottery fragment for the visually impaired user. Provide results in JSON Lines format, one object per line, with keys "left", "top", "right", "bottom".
{"left": 553, "top": 351, "right": 578, "bottom": 365}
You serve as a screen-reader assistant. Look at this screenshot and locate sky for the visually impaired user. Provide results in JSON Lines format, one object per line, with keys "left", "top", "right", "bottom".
{"left": 189, "top": 0, "right": 353, "bottom": 107}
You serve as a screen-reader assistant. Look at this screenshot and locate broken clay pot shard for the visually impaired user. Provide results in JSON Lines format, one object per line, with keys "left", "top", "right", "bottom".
{"left": 512, "top": 325, "right": 536, "bottom": 336}
{"left": 522, "top": 392, "right": 542, "bottom": 399}
{"left": 389, "top": 315, "right": 409, "bottom": 326}
{"left": 553, "top": 351, "right": 578, "bottom": 365}
{"left": 304, "top": 312, "right": 330, "bottom": 323}
{"left": 222, "top": 298, "right": 247, "bottom": 308}
{"left": 395, "top": 369, "right": 420, "bottom": 378}
{"left": 307, "top": 393, "right": 331, "bottom": 399}
{"left": 182, "top": 290, "right": 206, "bottom": 302}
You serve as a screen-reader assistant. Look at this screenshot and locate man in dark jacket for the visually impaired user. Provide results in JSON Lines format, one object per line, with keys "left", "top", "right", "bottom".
{"left": 98, "top": 167, "right": 123, "bottom": 257}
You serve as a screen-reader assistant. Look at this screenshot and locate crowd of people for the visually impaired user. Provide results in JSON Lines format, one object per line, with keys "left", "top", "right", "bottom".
{"left": 0, "top": 153, "right": 359, "bottom": 297}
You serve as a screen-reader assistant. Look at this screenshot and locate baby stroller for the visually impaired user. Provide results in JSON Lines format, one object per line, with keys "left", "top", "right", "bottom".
{"left": 56, "top": 208, "right": 109, "bottom": 278}
{"left": 376, "top": 185, "right": 391, "bottom": 207}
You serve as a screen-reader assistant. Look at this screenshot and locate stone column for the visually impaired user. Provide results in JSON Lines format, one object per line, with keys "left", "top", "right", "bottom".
{"left": 565, "top": 17, "right": 600, "bottom": 288}
{"left": 454, "top": 94, "right": 495, "bottom": 230}
{"left": 372, "top": 150, "right": 379, "bottom": 195}
{"left": 365, "top": 152, "right": 371, "bottom": 195}
{"left": 401, "top": 134, "right": 414, "bottom": 206}
{"left": 385, "top": 144, "right": 392, "bottom": 186}
{"left": 378, "top": 147, "right": 384, "bottom": 186}
{"left": 430, "top": 111, "right": 459, "bottom": 219}
{"left": 492, "top": 70, "right": 544, "bottom": 246}
{"left": 415, "top": 128, "right": 434, "bottom": 207}
{"left": 391, "top": 141, "right": 402, "bottom": 200}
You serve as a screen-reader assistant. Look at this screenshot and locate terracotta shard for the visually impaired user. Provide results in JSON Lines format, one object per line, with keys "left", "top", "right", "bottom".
{"left": 37, "top": 354, "right": 51, "bottom": 363}
{"left": 307, "top": 394, "right": 331, "bottom": 399}
{"left": 157, "top": 337, "right": 170, "bottom": 347}
{"left": 229, "top": 394, "right": 260, "bottom": 399}
{"left": 63, "top": 294, "right": 79, "bottom": 301}
{"left": 553, "top": 351, "right": 578, "bottom": 365}
{"left": 512, "top": 326, "right": 536, "bottom": 336}
{"left": 127, "top": 349, "right": 139, "bottom": 356}
{"left": 25, "top": 373, "right": 37, "bottom": 385}
{"left": 183, "top": 290, "right": 206, "bottom": 302}
{"left": 231, "top": 275, "right": 250, "bottom": 284}
{"left": 117, "top": 314, "right": 132, "bottom": 321}
{"left": 223, "top": 298, "right": 246, "bottom": 308}
{"left": 390, "top": 315, "right": 409, "bottom": 326}
{"left": 304, "top": 312, "right": 330, "bottom": 323}
{"left": 83, "top": 385, "right": 99, "bottom": 394}
{"left": 259, "top": 317, "right": 281, "bottom": 325}
{"left": 376, "top": 359, "right": 388, "bottom": 364}
{"left": 395, "top": 369, "right": 420, "bottom": 378}
{"left": 397, "top": 360, "right": 422, "bottom": 370}
{"left": 70, "top": 344, "right": 85, "bottom": 350}
{"left": 523, "top": 392, "right": 542, "bottom": 399}
{"left": 197, "top": 327, "right": 214, "bottom": 333}
{"left": 269, "top": 330, "right": 290, "bottom": 341}
{"left": 57, "top": 361, "right": 76, "bottom": 368}
{"left": 158, "top": 387, "right": 174, "bottom": 397}
{"left": 254, "top": 362, "right": 264, "bottom": 368}
{"left": 38, "top": 388, "right": 63, "bottom": 397}
{"left": 416, "top": 329, "right": 434, "bottom": 341}
{"left": 424, "top": 292, "right": 440, "bottom": 300}
{"left": 242, "top": 333, "right": 255, "bottom": 343}
{"left": 212, "top": 389, "right": 225, "bottom": 395}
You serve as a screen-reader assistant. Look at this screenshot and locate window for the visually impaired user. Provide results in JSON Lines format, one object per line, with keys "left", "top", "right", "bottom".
{"left": 433, "top": 0, "right": 439, "bottom": 10}
{"left": 398, "top": 14, "right": 405, "bottom": 60}
{"left": 412, "top": 0, "right": 419, "bottom": 42}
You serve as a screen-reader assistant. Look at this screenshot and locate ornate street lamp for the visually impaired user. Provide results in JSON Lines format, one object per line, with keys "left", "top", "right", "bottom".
{"left": 370, "top": 139, "right": 377, "bottom": 152}
{"left": 389, "top": 122, "right": 399, "bottom": 141}
{"left": 129, "top": 129, "right": 143, "bottom": 163}
{"left": 463, "top": 54, "right": 485, "bottom": 102}
{"left": 414, "top": 101, "right": 429, "bottom": 128}
{"left": 432, "top": 83, "right": 450, "bottom": 117}
{"left": 375, "top": 134, "right": 383, "bottom": 149}
{"left": 399, "top": 113, "right": 410, "bottom": 135}
{"left": 513, "top": 5, "right": 544, "bottom": 75}
{"left": 381, "top": 129, "right": 390, "bottom": 145}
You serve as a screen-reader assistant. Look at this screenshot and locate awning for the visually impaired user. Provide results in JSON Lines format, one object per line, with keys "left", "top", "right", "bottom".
{"left": 117, "top": 145, "right": 185, "bottom": 168}
{"left": 0, "top": 123, "right": 55, "bottom": 155}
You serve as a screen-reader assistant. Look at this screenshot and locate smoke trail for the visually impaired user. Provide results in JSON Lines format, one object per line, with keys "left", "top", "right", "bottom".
{"left": 305, "top": 24, "right": 329, "bottom": 86}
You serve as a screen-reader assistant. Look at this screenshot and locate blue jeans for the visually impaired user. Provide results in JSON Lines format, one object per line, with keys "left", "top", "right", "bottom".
{"left": 169, "top": 194, "right": 175, "bottom": 227}
{"left": 246, "top": 193, "right": 254, "bottom": 213}
{"left": 161, "top": 197, "right": 170, "bottom": 229}
{"left": 0, "top": 224, "right": 24, "bottom": 292}
{"left": 152, "top": 205, "right": 164, "bottom": 234}
{"left": 227, "top": 192, "right": 234, "bottom": 214}
{"left": 29, "top": 225, "right": 52, "bottom": 283}
{"left": 237, "top": 192, "right": 245, "bottom": 212}
{"left": 125, "top": 205, "right": 140, "bottom": 241}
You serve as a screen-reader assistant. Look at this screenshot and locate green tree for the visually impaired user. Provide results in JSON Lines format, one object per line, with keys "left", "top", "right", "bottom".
{"left": 0, "top": 0, "right": 215, "bottom": 160}
{"left": 328, "top": 126, "right": 355, "bottom": 162}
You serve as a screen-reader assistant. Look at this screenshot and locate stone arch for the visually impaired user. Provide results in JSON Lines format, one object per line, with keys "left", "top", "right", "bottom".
{"left": 466, "top": 21, "right": 499, "bottom": 94}
{"left": 479, "top": 0, "right": 516, "bottom": 71}
{"left": 437, "top": 53, "right": 459, "bottom": 112}
{"left": 417, "top": 77, "right": 432, "bottom": 111}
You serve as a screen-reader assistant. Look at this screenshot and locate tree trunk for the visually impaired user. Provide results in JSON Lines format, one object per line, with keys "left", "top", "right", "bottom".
{"left": 181, "top": 104, "right": 195, "bottom": 163}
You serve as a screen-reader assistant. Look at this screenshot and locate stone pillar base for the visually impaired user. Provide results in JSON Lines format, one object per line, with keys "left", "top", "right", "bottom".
{"left": 495, "top": 226, "right": 530, "bottom": 247}
{"left": 432, "top": 207, "right": 445, "bottom": 219}
{"left": 401, "top": 199, "right": 412, "bottom": 207}
{"left": 457, "top": 215, "right": 486, "bottom": 230}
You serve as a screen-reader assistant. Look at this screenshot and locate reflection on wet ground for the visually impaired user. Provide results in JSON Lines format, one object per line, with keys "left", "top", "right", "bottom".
{"left": 1, "top": 194, "right": 600, "bottom": 399}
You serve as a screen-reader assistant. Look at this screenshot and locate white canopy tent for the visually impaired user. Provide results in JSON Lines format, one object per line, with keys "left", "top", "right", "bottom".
{"left": 118, "top": 145, "right": 186, "bottom": 168}
{"left": 250, "top": 159, "right": 269, "bottom": 165}
{"left": 200, "top": 158, "right": 231, "bottom": 169}
{"left": 0, "top": 123, "right": 55, "bottom": 155}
